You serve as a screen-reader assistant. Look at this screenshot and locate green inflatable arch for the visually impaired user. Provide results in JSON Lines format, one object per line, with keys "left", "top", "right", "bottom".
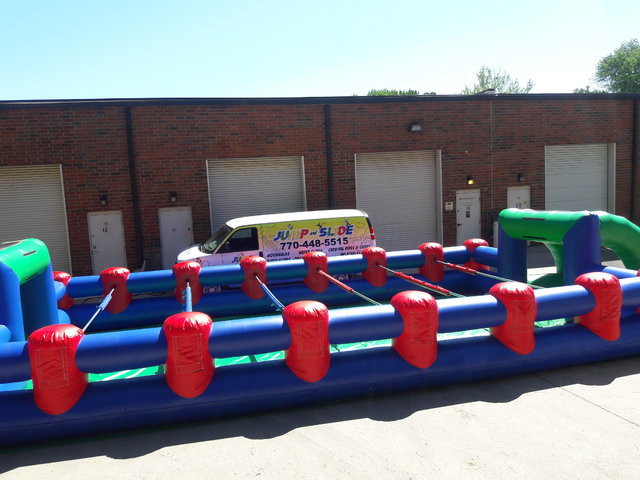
{"left": 499, "top": 209, "right": 640, "bottom": 287}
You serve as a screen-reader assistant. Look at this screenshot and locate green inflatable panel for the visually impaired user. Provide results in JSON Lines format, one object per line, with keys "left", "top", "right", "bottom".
{"left": 0, "top": 239, "right": 51, "bottom": 285}
{"left": 498, "top": 209, "right": 586, "bottom": 243}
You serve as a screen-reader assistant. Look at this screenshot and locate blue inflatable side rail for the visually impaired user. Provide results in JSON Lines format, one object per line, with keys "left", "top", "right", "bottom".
{"left": 57, "top": 246, "right": 482, "bottom": 332}
{"left": 64, "top": 247, "right": 478, "bottom": 297}
{"left": 3, "top": 276, "right": 640, "bottom": 384}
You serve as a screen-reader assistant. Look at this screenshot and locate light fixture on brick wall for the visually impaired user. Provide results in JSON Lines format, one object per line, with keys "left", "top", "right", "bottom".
{"left": 466, "top": 176, "right": 475, "bottom": 185}
{"left": 169, "top": 191, "right": 178, "bottom": 203}
{"left": 517, "top": 173, "right": 525, "bottom": 182}
{"left": 408, "top": 122, "right": 422, "bottom": 133}
{"left": 99, "top": 194, "right": 108, "bottom": 206}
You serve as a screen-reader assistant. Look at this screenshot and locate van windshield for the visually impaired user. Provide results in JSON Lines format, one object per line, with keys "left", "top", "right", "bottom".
{"left": 201, "top": 225, "right": 232, "bottom": 254}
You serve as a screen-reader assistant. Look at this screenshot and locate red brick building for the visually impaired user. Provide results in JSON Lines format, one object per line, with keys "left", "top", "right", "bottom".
{"left": 1, "top": 94, "right": 638, "bottom": 275}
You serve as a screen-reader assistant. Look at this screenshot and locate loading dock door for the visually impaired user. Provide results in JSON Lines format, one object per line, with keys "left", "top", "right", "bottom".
{"left": 206, "top": 156, "right": 306, "bottom": 232}
{"left": 355, "top": 150, "right": 440, "bottom": 251}
{"left": 545, "top": 144, "right": 611, "bottom": 211}
{"left": 0, "top": 165, "right": 72, "bottom": 272}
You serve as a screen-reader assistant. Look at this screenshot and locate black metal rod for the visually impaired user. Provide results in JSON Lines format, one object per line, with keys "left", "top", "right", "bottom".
{"left": 124, "top": 107, "right": 145, "bottom": 268}
{"left": 631, "top": 99, "right": 638, "bottom": 222}
{"left": 324, "top": 104, "right": 334, "bottom": 209}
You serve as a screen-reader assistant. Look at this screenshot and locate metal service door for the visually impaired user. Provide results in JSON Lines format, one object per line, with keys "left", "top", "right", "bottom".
{"left": 88, "top": 211, "right": 127, "bottom": 274}
{"left": 159, "top": 207, "right": 194, "bottom": 269}
{"left": 456, "top": 190, "right": 481, "bottom": 244}
{"left": 507, "top": 186, "right": 531, "bottom": 209}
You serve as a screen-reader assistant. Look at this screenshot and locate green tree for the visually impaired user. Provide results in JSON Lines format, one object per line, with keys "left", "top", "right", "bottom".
{"left": 462, "top": 66, "right": 534, "bottom": 94}
{"left": 594, "top": 39, "right": 640, "bottom": 93}
{"left": 367, "top": 88, "right": 420, "bottom": 96}
{"left": 573, "top": 86, "right": 607, "bottom": 94}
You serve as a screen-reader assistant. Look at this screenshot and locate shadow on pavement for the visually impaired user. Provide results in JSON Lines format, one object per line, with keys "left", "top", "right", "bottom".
{"left": 1, "top": 354, "right": 639, "bottom": 472}
{"left": 526, "top": 243, "right": 623, "bottom": 269}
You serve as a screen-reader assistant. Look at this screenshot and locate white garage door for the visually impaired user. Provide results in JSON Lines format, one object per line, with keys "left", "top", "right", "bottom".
{"left": 355, "top": 150, "right": 440, "bottom": 251}
{"left": 207, "top": 156, "right": 306, "bottom": 231}
{"left": 0, "top": 165, "right": 72, "bottom": 272}
{"left": 545, "top": 144, "right": 610, "bottom": 211}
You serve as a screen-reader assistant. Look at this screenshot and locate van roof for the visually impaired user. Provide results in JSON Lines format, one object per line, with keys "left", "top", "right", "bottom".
{"left": 226, "top": 209, "right": 369, "bottom": 229}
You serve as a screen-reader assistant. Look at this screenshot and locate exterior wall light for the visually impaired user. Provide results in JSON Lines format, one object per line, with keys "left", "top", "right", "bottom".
{"left": 517, "top": 173, "right": 525, "bottom": 182}
{"left": 169, "top": 191, "right": 178, "bottom": 203}
{"left": 99, "top": 194, "right": 108, "bottom": 206}
{"left": 408, "top": 122, "right": 422, "bottom": 133}
{"left": 466, "top": 176, "right": 475, "bottom": 185}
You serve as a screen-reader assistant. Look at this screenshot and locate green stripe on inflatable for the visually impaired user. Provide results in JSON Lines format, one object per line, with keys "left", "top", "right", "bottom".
{"left": 22, "top": 324, "right": 570, "bottom": 390}
{"left": 498, "top": 209, "right": 586, "bottom": 243}
{"left": 0, "top": 239, "right": 51, "bottom": 285}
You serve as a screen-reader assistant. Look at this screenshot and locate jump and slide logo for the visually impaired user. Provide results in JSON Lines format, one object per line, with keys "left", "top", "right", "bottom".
{"left": 272, "top": 221, "right": 355, "bottom": 241}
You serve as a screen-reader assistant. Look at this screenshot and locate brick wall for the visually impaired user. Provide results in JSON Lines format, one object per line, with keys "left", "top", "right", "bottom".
{"left": 330, "top": 98, "right": 633, "bottom": 245}
{"left": 131, "top": 104, "right": 327, "bottom": 267}
{"left": 1, "top": 96, "right": 637, "bottom": 274}
{"left": 0, "top": 106, "right": 134, "bottom": 274}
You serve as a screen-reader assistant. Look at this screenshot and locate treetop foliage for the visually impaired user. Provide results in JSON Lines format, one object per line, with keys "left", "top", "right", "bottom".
{"left": 572, "top": 86, "right": 607, "bottom": 94}
{"left": 462, "top": 66, "right": 534, "bottom": 94}
{"left": 594, "top": 39, "right": 640, "bottom": 93}
{"left": 367, "top": 88, "right": 419, "bottom": 96}
{"left": 364, "top": 40, "right": 640, "bottom": 96}
{"left": 366, "top": 89, "right": 436, "bottom": 96}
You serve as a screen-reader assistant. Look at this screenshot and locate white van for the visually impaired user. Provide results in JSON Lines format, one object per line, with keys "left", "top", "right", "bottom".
{"left": 177, "top": 209, "right": 376, "bottom": 266}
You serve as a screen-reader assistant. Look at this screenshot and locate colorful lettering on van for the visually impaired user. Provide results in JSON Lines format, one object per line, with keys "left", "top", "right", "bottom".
{"left": 263, "top": 217, "right": 373, "bottom": 258}
{"left": 231, "top": 255, "right": 250, "bottom": 264}
{"left": 272, "top": 223, "right": 355, "bottom": 242}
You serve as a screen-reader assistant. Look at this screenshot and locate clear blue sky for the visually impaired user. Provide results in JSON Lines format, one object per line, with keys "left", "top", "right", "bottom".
{"left": 1, "top": 0, "right": 638, "bottom": 100}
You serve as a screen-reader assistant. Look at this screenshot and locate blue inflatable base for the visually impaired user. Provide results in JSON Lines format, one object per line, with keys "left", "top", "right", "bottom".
{"left": 2, "top": 316, "right": 640, "bottom": 447}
